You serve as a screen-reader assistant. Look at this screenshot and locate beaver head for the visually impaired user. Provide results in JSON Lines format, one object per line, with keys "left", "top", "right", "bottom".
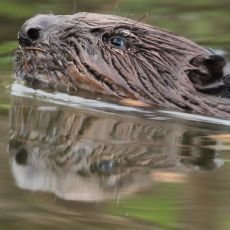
{"left": 15, "top": 12, "right": 230, "bottom": 117}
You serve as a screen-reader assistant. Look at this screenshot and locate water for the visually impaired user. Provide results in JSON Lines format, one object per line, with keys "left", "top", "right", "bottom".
{"left": 1, "top": 1, "right": 230, "bottom": 229}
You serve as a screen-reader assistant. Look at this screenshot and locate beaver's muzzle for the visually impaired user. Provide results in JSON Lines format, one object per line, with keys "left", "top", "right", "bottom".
{"left": 18, "top": 14, "right": 61, "bottom": 47}
{"left": 18, "top": 28, "right": 40, "bottom": 47}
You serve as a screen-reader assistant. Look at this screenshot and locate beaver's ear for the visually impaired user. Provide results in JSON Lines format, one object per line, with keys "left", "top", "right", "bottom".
{"left": 187, "top": 54, "right": 226, "bottom": 93}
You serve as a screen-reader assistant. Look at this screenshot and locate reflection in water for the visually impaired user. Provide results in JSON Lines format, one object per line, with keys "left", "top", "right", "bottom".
{"left": 8, "top": 96, "right": 224, "bottom": 202}
{"left": 1, "top": 0, "right": 230, "bottom": 228}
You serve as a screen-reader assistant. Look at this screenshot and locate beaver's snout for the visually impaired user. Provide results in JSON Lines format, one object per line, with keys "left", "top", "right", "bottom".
{"left": 18, "top": 28, "right": 40, "bottom": 47}
{"left": 18, "top": 14, "right": 59, "bottom": 47}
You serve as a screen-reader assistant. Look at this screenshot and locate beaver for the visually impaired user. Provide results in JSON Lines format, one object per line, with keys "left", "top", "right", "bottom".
{"left": 15, "top": 12, "right": 230, "bottom": 117}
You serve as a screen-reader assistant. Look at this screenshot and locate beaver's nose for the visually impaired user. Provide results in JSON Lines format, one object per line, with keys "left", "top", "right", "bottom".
{"left": 18, "top": 27, "right": 40, "bottom": 47}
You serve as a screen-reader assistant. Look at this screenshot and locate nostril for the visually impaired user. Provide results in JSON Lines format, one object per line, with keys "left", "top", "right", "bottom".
{"left": 18, "top": 28, "right": 40, "bottom": 47}
{"left": 15, "top": 147, "right": 28, "bottom": 165}
{"left": 27, "top": 28, "right": 40, "bottom": 41}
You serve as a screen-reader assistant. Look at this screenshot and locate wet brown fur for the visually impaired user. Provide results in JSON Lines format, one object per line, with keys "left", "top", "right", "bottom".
{"left": 15, "top": 13, "right": 230, "bottom": 117}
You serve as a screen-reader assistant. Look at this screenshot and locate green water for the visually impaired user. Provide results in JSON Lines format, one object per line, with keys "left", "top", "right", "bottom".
{"left": 0, "top": 1, "right": 230, "bottom": 229}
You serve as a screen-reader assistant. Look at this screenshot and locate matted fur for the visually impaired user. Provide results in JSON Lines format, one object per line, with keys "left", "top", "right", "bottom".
{"left": 15, "top": 13, "right": 230, "bottom": 117}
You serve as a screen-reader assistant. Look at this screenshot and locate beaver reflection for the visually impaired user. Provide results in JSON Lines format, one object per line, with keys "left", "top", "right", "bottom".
{"left": 9, "top": 97, "right": 223, "bottom": 201}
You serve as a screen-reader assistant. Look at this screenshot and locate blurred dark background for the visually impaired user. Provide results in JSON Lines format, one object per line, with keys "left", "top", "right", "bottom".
{"left": 1, "top": 0, "right": 230, "bottom": 46}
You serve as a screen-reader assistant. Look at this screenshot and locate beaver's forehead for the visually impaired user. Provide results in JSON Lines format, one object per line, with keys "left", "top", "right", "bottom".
{"left": 71, "top": 12, "right": 133, "bottom": 24}
{"left": 22, "top": 14, "right": 68, "bottom": 32}
{"left": 22, "top": 12, "right": 135, "bottom": 32}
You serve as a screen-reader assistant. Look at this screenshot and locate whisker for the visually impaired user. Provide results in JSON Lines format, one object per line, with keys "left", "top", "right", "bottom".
{"left": 47, "top": 69, "right": 58, "bottom": 90}
{"left": 108, "top": 14, "right": 133, "bottom": 32}
{"left": 131, "top": 13, "right": 149, "bottom": 29}
{"left": 87, "top": 0, "right": 92, "bottom": 12}
{"left": 72, "top": 0, "right": 77, "bottom": 14}
{"left": 18, "top": 45, "right": 24, "bottom": 55}
{"left": 25, "top": 47, "right": 47, "bottom": 52}
{"left": 53, "top": 47, "right": 79, "bottom": 93}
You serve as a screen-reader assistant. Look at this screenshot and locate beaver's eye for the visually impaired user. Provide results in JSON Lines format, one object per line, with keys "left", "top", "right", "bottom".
{"left": 109, "top": 36, "right": 126, "bottom": 49}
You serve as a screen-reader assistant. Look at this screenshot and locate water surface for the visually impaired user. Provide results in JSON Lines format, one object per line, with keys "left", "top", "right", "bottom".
{"left": 1, "top": 1, "right": 230, "bottom": 229}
